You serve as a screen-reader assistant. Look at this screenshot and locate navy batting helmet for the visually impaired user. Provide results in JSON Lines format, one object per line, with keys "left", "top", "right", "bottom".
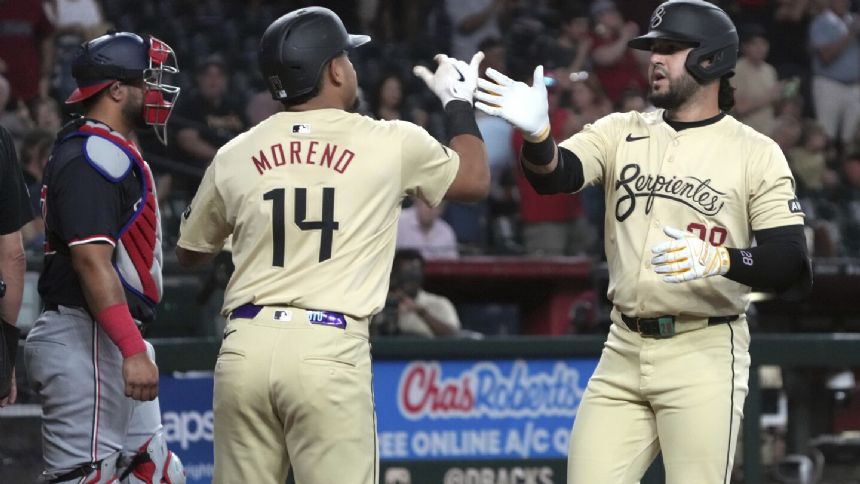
{"left": 66, "top": 32, "right": 180, "bottom": 144}
{"left": 628, "top": 0, "right": 738, "bottom": 81}
{"left": 258, "top": 7, "right": 370, "bottom": 102}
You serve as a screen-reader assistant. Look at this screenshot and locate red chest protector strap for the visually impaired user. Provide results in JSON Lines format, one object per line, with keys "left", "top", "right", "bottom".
{"left": 76, "top": 124, "right": 163, "bottom": 306}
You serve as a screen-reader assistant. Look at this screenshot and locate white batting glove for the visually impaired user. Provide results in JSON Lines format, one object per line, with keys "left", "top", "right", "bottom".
{"left": 650, "top": 226, "right": 731, "bottom": 283}
{"left": 413, "top": 51, "right": 484, "bottom": 107}
{"left": 475, "top": 65, "right": 551, "bottom": 142}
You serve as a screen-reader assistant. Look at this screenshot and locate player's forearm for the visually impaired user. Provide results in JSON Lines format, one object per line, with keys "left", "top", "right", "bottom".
{"left": 521, "top": 135, "right": 559, "bottom": 174}
{"left": 521, "top": 143, "right": 585, "bottom": 195}
{"left": 723, "top": 225, "right": 809, "bottom": 292}
{"left": 445, "top": 101, "right": 489, "bottom": 202}
{"left": 71, "top": 246, "right": 127, "bottom": 313}
{"left": 72, "top": 244, "right": 147, "bottom": 357}
{"left": 0, "top": 232, "right": 26, "bottom": 324}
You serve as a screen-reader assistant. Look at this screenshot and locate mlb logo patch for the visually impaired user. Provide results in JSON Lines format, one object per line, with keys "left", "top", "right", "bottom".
{"left": 292, "top": 124, "right": 311, "bottom": 134}
{"left": 273, "top": 310, "right": 292, "bottom": 322}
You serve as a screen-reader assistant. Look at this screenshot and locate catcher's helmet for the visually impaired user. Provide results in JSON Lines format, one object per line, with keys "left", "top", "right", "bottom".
{"left": 259, "top": 7, "right": 370, "bottom": 102}
{"left": 628, "top": 0, "right": 738, "bottom": 81}
{"left": 66, "top": 32, "right": 180, "bottom": 145}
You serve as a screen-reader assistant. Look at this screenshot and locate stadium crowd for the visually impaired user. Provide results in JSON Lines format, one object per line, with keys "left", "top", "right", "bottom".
{"left": 2, "top": 0, "right": 859, "bottom": 270}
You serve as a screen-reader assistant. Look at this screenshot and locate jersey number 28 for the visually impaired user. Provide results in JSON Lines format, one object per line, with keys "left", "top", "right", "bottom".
{"left": 263, "top": 187, "right": 339, "bottom": 265}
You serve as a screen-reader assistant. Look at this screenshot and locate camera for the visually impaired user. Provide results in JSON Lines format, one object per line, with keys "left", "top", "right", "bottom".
{"left": 372, "top": 293, "right": 401, "bottom": 336}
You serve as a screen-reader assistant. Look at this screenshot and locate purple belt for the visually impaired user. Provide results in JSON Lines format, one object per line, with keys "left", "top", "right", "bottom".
{"left": 229, "top": 304, "right": 347, "bottom": 329}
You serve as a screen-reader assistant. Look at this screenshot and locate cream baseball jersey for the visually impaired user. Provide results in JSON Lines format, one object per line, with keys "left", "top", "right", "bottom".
{"left": 559, "top": 110, "right": 804, "bottom": 317}
{"left": 177, "top": 109, "right": 459, "bottom": 318}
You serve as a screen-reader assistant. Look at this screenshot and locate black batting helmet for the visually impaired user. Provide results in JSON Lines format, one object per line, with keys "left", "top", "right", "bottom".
{"left": 628, "top": 0, "right": 738, "bottom": 81}
{"left": 259, "top": 7, "right": 370, "bottom": 102}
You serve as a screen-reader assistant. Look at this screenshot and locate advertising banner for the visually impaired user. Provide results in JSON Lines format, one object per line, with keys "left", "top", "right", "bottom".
{"left": 374, "top": 359, "right": 597, "bottom": 462}
{"left": 159, "top": 358, "right": 598, "bottom": 483}
{"left": 380, "top": 460, "right": 565, "bottom": 484}
{"left": 159, "top": 372, "right": 215, "bottom": 484}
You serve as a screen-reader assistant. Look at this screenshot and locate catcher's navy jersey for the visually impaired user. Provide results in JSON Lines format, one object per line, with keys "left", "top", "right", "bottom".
{"left": 39, "top": 119, "right": 163, "bottom": 321}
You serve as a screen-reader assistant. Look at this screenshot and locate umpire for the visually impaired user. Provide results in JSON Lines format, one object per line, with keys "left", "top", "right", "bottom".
{"left": 0, "top": 124, "right": 34, "bottom": 406}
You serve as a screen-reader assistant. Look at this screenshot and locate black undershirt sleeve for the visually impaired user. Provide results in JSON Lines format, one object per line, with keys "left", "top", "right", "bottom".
{"left": 521, "top": 144, "right": 586, "bottom": 194}
{"left": 723, "top": 224, "right": 812, "bottom": 300}
{"left": 0, "top": 126, "right": 33, "bottom": 234}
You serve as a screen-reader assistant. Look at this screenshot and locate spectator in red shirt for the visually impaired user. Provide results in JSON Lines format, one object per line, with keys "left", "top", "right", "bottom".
{"left": 0, "top": 1, "right": 54, "bottom": 102}
{"left": 511, "top": 75, "right": 595, "bottom": 256}
{"left": 588, "top": 0, "right": 647, "bottom": 104}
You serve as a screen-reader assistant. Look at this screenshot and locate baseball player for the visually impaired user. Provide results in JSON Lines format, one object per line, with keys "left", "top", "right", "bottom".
{"left": 0, "top": 124, "right": 34, "bottom": 407}
{"left": 476, "top": 1, "right": 811, "bottom": 483}
{"left": 24, "top": 32, "right": 185, "bottom": 483}
{"left": 175, "top": 7, "right": 489, "bottom": 484}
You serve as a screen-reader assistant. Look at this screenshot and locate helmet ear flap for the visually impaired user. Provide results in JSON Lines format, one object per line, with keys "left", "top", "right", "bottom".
{"left": 685, "top": 44, "right": 737, "bottom": 81}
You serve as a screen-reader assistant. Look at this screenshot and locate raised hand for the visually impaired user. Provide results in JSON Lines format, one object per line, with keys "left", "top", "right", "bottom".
{"left": 475, "top": 65, "right": 551, "bottom": 142}
{"left": 413, "top": 51, "right": 485, "bottom": 107}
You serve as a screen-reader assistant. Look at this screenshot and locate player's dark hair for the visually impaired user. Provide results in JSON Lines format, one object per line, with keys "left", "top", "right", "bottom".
{"left": 718, "top": 75, "right": 735, "bottom": 112}
{"left": 79, "top": 87, "right": 109, "bottom": 113}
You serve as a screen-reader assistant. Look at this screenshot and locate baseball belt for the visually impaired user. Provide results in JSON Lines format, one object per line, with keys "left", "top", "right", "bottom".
{"left": 229, "top": 303, "right": 348, "bottom": 329}
{"left": 621, "top": 313, "right": 738, "bottom": 338}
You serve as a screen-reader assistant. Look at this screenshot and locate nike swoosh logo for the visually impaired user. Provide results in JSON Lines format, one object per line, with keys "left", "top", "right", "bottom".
{"left": 626, "top": 134, "right": 649, "bottom": 142}
{"left": 454, "top": 67, "right": 465, "bottom": 82}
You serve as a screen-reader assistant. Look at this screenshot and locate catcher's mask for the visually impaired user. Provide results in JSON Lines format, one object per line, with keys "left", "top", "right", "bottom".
{"left": 66, "top": 32, "right": 180, "bottom": 145}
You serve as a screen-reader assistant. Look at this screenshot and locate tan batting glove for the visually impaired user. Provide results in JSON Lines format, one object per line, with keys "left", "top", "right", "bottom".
{"left": 474, "top": 65, "right": 551, "bottom": 142}
{"left": 650, "top": 226, "right": 730, "bottom": 283}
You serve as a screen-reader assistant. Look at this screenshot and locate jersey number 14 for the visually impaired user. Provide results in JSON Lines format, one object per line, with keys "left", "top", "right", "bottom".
{"left": 263, "top": 187, "right": 339, "bottom": 265}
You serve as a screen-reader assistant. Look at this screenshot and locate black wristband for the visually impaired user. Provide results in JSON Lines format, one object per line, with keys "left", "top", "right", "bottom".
{"left": 445, "top": 100, "right": 483, "bottom": 141}
{"left": 522, "top": 136, "right": 556, "bottom": 166}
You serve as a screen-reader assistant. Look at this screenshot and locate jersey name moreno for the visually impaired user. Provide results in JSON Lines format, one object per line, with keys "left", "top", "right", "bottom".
{"left": 249, "top": 138, "right": 356, "bottom": 175}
